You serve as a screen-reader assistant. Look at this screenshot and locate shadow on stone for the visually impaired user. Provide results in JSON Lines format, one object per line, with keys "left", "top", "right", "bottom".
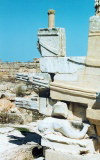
{"left": 8, "top": 130, "right": 42, "bottom": 145}
{"left": 32, "top": 146, "right": 43, "bottom": 158}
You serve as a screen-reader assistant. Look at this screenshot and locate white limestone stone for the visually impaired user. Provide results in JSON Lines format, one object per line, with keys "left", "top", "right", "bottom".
{"left": 54, "top": 73, "right": 78, "bottom": 82}
{"left": 89, "top": 16, "right": 100, "bottom": 32}
{"left": 39, "top": 98, "right": 57, "bottom": 116}
{"left": 45, "top": 149, "right": 100, "bottom": 160}
{"left": 38, "top": 117, "right": 90, "bottom": 139}
{"left": 52, "top": 101, "right": 68, "bottom": 118}
{"left": 39, "top": 97, "right": 47, "bottom": 115}
{"left": 0, "top": 127, "right": 14, "bottom": 134}
{"left": 15, "top": 97, "right": 39, "bottom": 110}
{"left": 50, "top": 81, "right": 98, "bottom": 108}
{"left": 42, "top": 137, "right": 95, "bottom": 155}
{"left": 40, "top": 57, "right": 85, "bottom": 73}
{"left": 37, "top": 28, "right": 66, "bottom": 57}
{"left": 16, "top": 72, "right": 51, "bottom": 90}
{"left": 46, "top": 98, "right": 57, "bottom": 116}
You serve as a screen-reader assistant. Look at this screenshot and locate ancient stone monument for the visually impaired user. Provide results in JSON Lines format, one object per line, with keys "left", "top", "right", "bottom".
{"left": 86, "top": 0, "right": 100, "bottom": 66}
{"left": 16, "top": 1, "right": 100, "bottom": 159}
{"left": 37, "top": 9, "right": 66, "bottom": 57}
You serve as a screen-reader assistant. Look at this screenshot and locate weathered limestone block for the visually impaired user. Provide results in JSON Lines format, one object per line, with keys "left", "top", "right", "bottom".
{"left": 37, "top": 28, "right": 66, "bottom": 57}
{"left": 42, "top": 133, "right": 95, "bottom": 155}
{"left": 89, "top": 16, "right": 100, "bottom": 32}
{"left": 38, "top": 117, "right": 90, "bottom": 139}
{"left": 39, "top": 97, "right": 47, "bottom": 115}
{"left": 86, "top": 109, "right": 100, "bottom": 125}
{"left": 43, "top": 140, "right": 94, "bottom": 156}
{"left": 15, "top": 97, "right": 39, "bottom": 110}
{"left": 45, "top": 149, "right": 100, "bottom": 160}
{"left": 54, "top": 73, "right": 78, "bottom": 82}
{"left": 42, "top": 134, "right": 93, "bottom": 149}
{"left": 79, "top": 66, "right": 100, "bottom": 91}
{"left": 40, "top": 57, "right": 85, "bottom": 73}
{"left": 52, "top": 101, "right": 68, "bottom": 118}
{"left": 16, "top": 73, "right": 29, "bottom": 82}
{"left": 16, "top": 73, "right": 51, "bottom": 90}
{"left": 39, "top": 97, "right": 57, "bottom": 116}
{"left": 86, "top": 16, "right": 100, "bottom": 66}
{"left": 50, "top": 81, "right": 99, "bottom": 108}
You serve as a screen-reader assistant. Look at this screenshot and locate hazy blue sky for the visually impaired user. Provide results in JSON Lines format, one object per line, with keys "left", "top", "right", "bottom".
{"left": 0, "top": 0, "right": 94, "bottom": 62}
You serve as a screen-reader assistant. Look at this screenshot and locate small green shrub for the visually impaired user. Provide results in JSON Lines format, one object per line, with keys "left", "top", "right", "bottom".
{"left": 16, "top": 86, "right": 25, "bottom": 97}
{"left": 14, "top": 127, "right": 30, "bottom": 132}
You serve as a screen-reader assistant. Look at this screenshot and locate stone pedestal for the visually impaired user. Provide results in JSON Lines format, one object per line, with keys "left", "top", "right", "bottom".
{"left": 37, "top": 28, "right": 66, "bottom": 57}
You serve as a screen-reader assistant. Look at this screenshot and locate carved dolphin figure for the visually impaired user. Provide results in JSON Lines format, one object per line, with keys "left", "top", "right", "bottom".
{"left": 38, "top": 117, "right": 90, "bottom": 139}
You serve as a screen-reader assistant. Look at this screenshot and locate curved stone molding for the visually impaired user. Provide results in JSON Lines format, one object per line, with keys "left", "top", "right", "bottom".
{"left": 50, "top": 81, "right": 99, "bottom": 108}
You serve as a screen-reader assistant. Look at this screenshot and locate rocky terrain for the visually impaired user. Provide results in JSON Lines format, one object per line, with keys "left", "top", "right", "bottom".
{"left": 0, "top": 59, "right": 42, "bottom": 125}
{"left": 0, "top": 59, "right": 45, "bottom": 160}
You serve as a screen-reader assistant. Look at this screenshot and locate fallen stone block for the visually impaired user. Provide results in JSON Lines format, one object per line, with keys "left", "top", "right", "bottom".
{"left": 39, "top": 97, "right": 47, "bottom": 115}
{"left": 16, "top": 73, "right": 51, "bottom": 91}
{"left": 39, "top": 97, "right": 57, "bottom": 116}
{"left": 15, "top": 97, "right": 39, "bottom": 110}
{"left": 52, "top": 101, "right": 68, "bottom": 118}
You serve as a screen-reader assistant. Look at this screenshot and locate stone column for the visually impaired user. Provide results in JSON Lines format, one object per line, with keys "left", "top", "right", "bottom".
{"left": 85, "top": 0, "right": 100, "bottom": 67}
{"left": 48, "top": 9, "right": 55, "bottom": 28}
{"left": 95, "top": 0, "right": 100, "bottom": 16}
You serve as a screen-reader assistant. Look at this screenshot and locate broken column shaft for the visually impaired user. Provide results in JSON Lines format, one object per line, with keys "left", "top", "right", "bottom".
{"left": 48, "top": 9, "right": 55, "bottom": 28}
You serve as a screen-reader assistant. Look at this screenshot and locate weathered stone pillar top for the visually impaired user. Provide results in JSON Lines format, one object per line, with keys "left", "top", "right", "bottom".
{"left": 48, "top": 9, "right": 55, "bottom": 28}
{"left": 95, "top": 0, "right": 100, "bottom": 15}
{"left": 48, "top": 9, "right": 55, "bottom": 15}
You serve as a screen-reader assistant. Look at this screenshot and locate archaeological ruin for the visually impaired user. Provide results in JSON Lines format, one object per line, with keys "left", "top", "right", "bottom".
{"left": 0, "top": 0, "right": 100, "bottom": 160}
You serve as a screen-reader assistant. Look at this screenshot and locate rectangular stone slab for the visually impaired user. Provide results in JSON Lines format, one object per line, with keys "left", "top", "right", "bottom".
{"left": 50, "top": 81, "right": 99, "bottom": 108}
{"left": 37, "top": 28, "right": 66, "bottom": 57}
{"left": 40, "top": 57, "right": 85, "bottom": 73}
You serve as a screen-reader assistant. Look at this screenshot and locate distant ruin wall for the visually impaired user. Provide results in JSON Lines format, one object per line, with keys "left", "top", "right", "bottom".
{"left": 0, "top": 59, "right": 40, "bottom": 81}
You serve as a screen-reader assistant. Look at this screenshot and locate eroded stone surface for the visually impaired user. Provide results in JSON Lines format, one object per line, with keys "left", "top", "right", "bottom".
{"left": 52, "top": 101, "right": 68, "bottom": 118}
{"left": 37, "top": 28, "right": 66, "bottom": 57}
{"left": 16, "top": 72, "right": 51, "bottom": 90}
{"left": 40, "top": 57, "right": 85, "bottom": 73}
{"left": 15, "top": 96, "right": 39, "bottom": 110}
{"left": 45, "top": 149, "right": 100, "bottom": 160}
